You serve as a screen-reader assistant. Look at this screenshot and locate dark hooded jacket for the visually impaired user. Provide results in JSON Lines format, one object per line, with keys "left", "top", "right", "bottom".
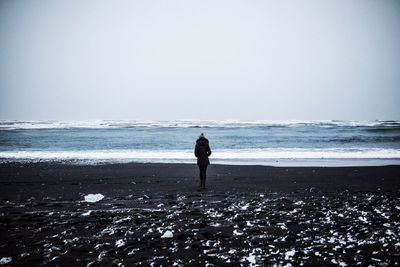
{"left": 194, "top": 137, "right": 212, "bottom": 166}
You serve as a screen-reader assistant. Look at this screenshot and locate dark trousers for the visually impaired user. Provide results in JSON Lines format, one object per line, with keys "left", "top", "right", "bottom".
{"left": 199, "top": 165, "right": 207, "bottom": 188}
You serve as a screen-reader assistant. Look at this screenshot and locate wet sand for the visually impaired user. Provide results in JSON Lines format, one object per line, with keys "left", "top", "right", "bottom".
{"left": 0, "top": 162, "right": 400, "bottom": 266}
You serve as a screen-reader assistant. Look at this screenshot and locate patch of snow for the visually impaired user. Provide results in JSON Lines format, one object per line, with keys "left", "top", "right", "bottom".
{"left": 233, "top": 229, "right": 244, "bottom": 236}
{"left": 115, "top": 239, "right": 125, "bottom": 248}
{"left": 246, "top": 255, "right": 256, "bottom": 264}
{"left": 229, "top": 249, "right": 237, "bottom": 254}
{"left": 82, "top": 210, "right": 92, "bottom": 216}
{"left": 285, "top": 249, "right": 295, "bottom": 260}
{"left": 128, "top": 248, "right": 139, "bottom": 255}
{"left": 277, "top": 222, "right": 287, "bottom": 230}
{"left": 97, "top": 251, "right": 106, "bottom": 261}
{"left": 161, "top": 230, "right": 173, "bottom": 238}
{"left": 101, "top": 226, "right": 115, "bottom": 236}
{"left": 374, "top": 208, "right": 389, "bottom": 219}
{"left": 94, "top": 242, "right": 110, "bottom": 249}
{"left": 246, "top": 221, "right": 254, "bottom": 227}
{"left": 84, "top": 194, "right": 104, "bottom": 203}
{"left": 385, "top": 229, "right": 395, "bottom": 236}
{"left": 290, "top": 208, "right": 298, "bottom": 214}
{"left": 115, "top": 216, "right": 131, "bottom": 223}
{"left": 240, "top": 203, "right": 249, "bottom": 210}
{"left": 328, "top": 237, "right": 336, "bottom": 243}
{"left": 358, "top": 216, "right": 368, "bottom": 223}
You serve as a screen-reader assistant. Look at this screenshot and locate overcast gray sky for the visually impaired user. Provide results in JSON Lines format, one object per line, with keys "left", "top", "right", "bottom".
{"left": 0, "top": 0, "right": 399, "bottom": 120}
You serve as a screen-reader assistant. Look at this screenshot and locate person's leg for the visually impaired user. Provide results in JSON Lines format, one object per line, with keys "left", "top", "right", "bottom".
{"left": 202, "top": 165, "right": 207, "bottom": 188}
{"left": 199, "top": 166, "right": 206, "bottom": 188}
{"left": 198, "top": 166, "right": 203, "bottom": 187}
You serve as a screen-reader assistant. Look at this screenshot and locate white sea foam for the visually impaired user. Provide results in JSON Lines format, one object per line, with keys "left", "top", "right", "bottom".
{"left": 1, "top": 148, "right": 399, "bottom": 159}
{"left": 0, "top": 119, "right": 397, "bottom": 129}
{"left": 1, "top": 148, "right": 400, "bottom": 166}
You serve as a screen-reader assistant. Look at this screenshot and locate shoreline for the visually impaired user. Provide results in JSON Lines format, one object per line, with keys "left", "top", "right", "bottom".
{"left": 1, "top": 157, "right": 400, "bottom": 167}
{"left": 1, "top": 162, "right": 399, "bottom": 265}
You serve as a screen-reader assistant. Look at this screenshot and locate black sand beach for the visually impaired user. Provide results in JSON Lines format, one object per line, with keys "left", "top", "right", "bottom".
{"left": 1, "top": 163, "right": 400, "bottom": 266}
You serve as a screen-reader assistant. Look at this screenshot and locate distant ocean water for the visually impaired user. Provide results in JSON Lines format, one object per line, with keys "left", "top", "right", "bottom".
{"left": 0, "top": 120, "right": 399, "bottom": 166}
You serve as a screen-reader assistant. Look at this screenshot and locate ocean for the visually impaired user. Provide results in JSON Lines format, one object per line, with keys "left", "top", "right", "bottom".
{"left": 0, "top": 120, "right": 399, "bottom": 166}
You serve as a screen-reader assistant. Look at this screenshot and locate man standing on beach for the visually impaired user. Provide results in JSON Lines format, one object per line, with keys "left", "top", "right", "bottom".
{"left": 194, "top": 133, "right": 212, "bottom": 189}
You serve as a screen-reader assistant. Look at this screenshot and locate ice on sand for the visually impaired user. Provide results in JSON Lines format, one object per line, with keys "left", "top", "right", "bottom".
{"left": 115, "top": 239, "right": 126, "bottom": 248}
{"left": 84, "top": 194, "right": 104, "bottom": 203}
{"left": 285, "top": 249, "right": 295, "bottom": 260}
{"left": 82, "top": 210, "right": 92, "bottom": 216}
{"left": 161, "top": 230, "right": 173, "bottom": 238}
{"left": 246, "top": 255, "right": 256, "bottom": 264}
{"left": 0, "top": 257, "right": 12, "bottom": 265}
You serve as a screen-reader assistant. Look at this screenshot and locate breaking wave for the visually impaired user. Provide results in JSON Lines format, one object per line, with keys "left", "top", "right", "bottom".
{"left": 1, "top": 120, "right": 399, "bottom": 130}
{"left": 1, "top": 148, "right": 399, "bottom": 164}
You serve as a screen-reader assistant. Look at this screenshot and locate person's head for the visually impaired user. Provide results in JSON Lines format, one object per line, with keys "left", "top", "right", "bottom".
{"left": 199, "top": 133, "right": 205, "bottom": 139}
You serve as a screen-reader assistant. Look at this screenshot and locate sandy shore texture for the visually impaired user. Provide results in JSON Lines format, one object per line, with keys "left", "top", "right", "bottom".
{"left": 1, "top": 162, "right": 400, "bottom": 266}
